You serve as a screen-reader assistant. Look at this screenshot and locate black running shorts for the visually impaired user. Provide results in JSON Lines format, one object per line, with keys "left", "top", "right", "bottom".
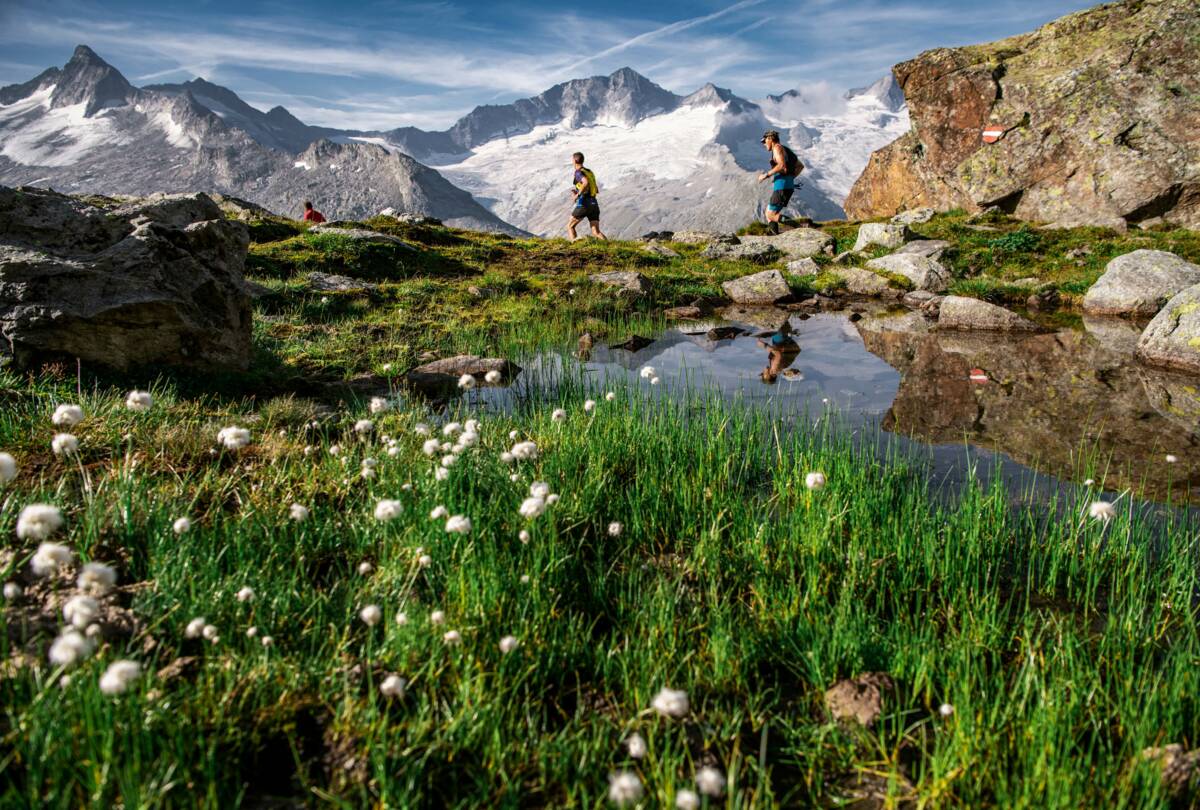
{"left": 572, "top": 198, "right": 600, "bottom": 222}
{"left": 769, "top": 188, "right": 794, "bottom": 212}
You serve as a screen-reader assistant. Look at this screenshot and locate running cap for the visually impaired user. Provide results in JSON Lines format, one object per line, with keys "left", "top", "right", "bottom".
{"left": 761, "top": 129, "right": 781, "bottom": 142}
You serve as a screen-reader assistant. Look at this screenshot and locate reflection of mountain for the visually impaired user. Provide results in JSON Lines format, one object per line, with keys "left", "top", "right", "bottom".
{"left": 856, "top": 313, "right": 1200, "bottom": 503}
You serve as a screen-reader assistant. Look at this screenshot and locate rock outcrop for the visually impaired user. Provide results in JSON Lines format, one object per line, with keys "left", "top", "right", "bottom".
{"left": 846, "top": 0, "right": 1200, "bottom": 230}
{"left": 866, "top": 254, "right": 950, "bottom": 292}
{"left": 741, "top": 228, "right": 835, "bottom": 260}
{"left": 1082, "top": 250, "right": 1200, "bottom": 317}
{"left": 853, "top": 223, "right": 911, "bottom": 252}
{"left": 1135, "top": 283, "right": 1200, "bottom": 374}
{"left": 0, "top": 186, "right": 253, "bottom": 371}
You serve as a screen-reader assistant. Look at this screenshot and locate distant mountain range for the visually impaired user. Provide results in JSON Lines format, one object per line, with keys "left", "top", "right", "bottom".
{"left": 0, "top": 45, "right": 908, "bottom": 236}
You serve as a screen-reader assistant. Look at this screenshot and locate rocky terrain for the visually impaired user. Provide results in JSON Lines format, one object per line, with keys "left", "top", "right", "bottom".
{"left": 846, "top": 0, "right": 1200, "bottom": 230}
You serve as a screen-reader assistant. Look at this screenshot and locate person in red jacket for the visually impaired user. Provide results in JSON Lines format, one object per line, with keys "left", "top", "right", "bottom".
{"left": 302, "top": 201, "right": 326, "bottom": 223}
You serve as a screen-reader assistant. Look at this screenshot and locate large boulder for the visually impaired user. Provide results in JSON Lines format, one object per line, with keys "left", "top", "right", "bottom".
{"left": 853, "top": 223, "right": 911, "bottom": 252}
{"left": 894, "top": 240, "right": 952, "bottom": 261}
{"left": 1082, "top": 250, "right": 1200, "bottom": 317}
{"left": 742, "top": 228, "right": 835, "bottom": 260}
{"left": 866, "top": 254, "right": 951, "bottom": 292}
{"left": 0, "top": 186, "right": 253, "bottom": 371}
{"left": 1135, "top": 283, "right": 1200, "bottom": 374}
{"left": 703, "top": 242, "right": 781, "bottom": 264}
{"left": 845, "top": 0, "right": 1200, "bottom": 229}
{"left": 937, "top": 296, "right": 1038, "bottom": 331}
{"left": 891, "top": 207, "right": 935, "bottom": 225}
{"left": 721, "top": 270, "right": 792, "bottom": 305}
{"left": 786, "top": 258, "right": 821, "bottom": 277}
{"left": 837, "top": 267, "right": 899, "bottom": 298}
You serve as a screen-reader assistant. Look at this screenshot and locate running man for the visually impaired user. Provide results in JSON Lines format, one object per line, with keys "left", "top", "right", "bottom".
{"left": 757, "top": 130, "right": 803, "bottom": 235}
{"left": 567, "top": 152, "right": 607, "bottom": 240}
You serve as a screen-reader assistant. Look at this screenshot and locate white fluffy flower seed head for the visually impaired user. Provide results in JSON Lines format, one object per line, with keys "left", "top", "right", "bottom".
{"left": 125, "top": 391, "right": 153, "bottom": 412}
{"left": 584, "top": 399, "right": 596, "bottom": 413}
{"left": 77, "top": 562, "right": 117, "bottom": 595}
{"left": 499, "top": 635, "right": 518, "bottom": 654}
{"left": 185, "top": 617, "right": 206, "bottom": 638}
{"left": 518, "top": 530, "right": 531, "bottom": 543}
{"left": 511, "top": 441, "right": 538, "bottom": 460}
{"left": 430, "top": 505, "right": 449, "bottom": 520}
{"left": 51, "top": 433, "right": 79, "bottom": 457}
{"left": 360, "top": 604, "right": 382, "bottom": 626}
{"left": 675, "top": 789, "right": 700, "bottom": 810}
{"left": 52, "top": 404, "right": 84, "bottom": 427}
{"left": 1166, "top": 454, "right": 1178, "bottom": 464}
{"left": 49, "top": 630, "right": 94, "bottom": 668}
{"left": 374, "top": 500, "right": 403, "bottom": 521}
{"left": 395, "top": 610, "right": 408, "bottom": 626}
{"left": 519, "top": 497, "right": 547, "bottom": 520}
{"left": 289, "top": 503, "right": 310, "bottom": 522}
{"left": 445, "top": 515, "right": 472, "bottom": 534}
{"left": 696, "top": 767, "right": 724, "bottom": 797}
{"left": 650, "top": 376, "right": 661, "bottom": 386}
{"left": 202, "top": 623, "right": 218, "bottom": 640}
{"left": 414, "top": 423, "right": 432, "bottom": 437}
{"left": 368, "top": 397, "right": 391, "bottom": 415}
{"left": 530, "top": 481, "right": 551, "bottom": 499}
{"left": 805, "top": 472, "right": 827, "bottom": 491}
{"left": 422, "top": 439, "right": 441, "bottom": 457}
{"left": 380, "top": 674, "right": 407, "bottom": 697}
{"left": 30, "top": 541, "right": 73, "bottom": 576}
{"left": 173, "top": 517, "right": 192, "bottom": 535}
{"left": 608, "top": 522, "right": 623, "bottom": 537}
{"left": 551, "top": 409, "right": 566, "bottom": 423}
{"left": 625, "top": 732, "right": 647, "bottom": 759}
{"left": 0, "top": 452, "right": 16, "bottom": 483}
{"left": 63, "top": 595, "right": 100, "bottom": 629}
{"left": 236, "top": 586, "right": 255, "bottom": 603}
{"left": 608, "top": 771, "right": 643, "bottom": 805}
{"left": 443, "top": 422, "right": 462, "bottom": 438}
{"left": 19, "top": 505, "right": 64, "bottom": 542}
{"left": 639, "top": 366, "right": 657, "bottom": 380}
{"left": 99, "top": 660, "right": 141, "bottom": 696}
{"left": 457, "top": 374, "right": 476, "bottom": 390}
{"left": 354, "top": 419, "right": 374, "bottom": 435}
{"left": 484, "top": 370, "right": 502, "bottom": 384}
{"left": 435, "top": 466, "right": 450, "bottom": 481}
{"left": 651, "top": 687, "right": 689, "bottom": 718}
{"left": 217, "top": 426, "right": 251, "bottom": 450}
{"left": 443, "top": 629, "right": 462, "bottom": 645}
{"left": 3, "top": 582, "right": 21, "bottom": 600}
{"left": 1089, "top": 501, "right": 1116, "bottom": 522}
{"left": 939, "top": 702, "right": 954, "bottom": 717}
{"left": 430, "top": 610, "right": 445, "bottom": 625}
{"left": 358, "top": 561, "right": 374, "bottom": 576}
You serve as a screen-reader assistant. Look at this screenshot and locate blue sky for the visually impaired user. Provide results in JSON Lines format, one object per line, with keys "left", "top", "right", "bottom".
{"left": 0, "top": 0, "right": 1098, "bottom": 130}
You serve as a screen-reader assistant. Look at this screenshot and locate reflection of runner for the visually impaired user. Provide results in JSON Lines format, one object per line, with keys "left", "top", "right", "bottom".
{"left": 758, "top": 323, "right": 800, "bottom": 384}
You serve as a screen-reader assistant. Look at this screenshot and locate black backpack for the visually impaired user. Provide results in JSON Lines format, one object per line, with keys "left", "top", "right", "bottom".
{"left": 781, "top": 145, "right": 803, "bottom": 177}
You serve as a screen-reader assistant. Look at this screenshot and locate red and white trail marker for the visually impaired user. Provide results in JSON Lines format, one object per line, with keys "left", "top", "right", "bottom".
{"left": 982, "top": 126, "right": 1006, "bottom": 144}
{"left": 969, "top": 368, "right": 989, "bottom": 384}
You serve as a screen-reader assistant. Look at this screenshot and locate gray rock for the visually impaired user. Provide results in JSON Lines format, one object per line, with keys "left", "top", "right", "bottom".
{"left": 742, "top": 228, "right": 834, "bottom": 259}
{"left": 1082, "top": 250, "right": 1200, "bottom": 317}
{"left": 902, "top": 290, "right": 937, "bottom": 309}
{"left": 244, "top": 280, "right": 274, "bottom": 300}
{"left": 663, "top": 306, "right": 703, "bottom": 320}
{"left": 824, "top": 672, "right": 894, "bottom": 727}
{"left": 307, "top": 272, "right": 377, "bottom": 293}
{"left": 405, "top": 354, "right": 521, "bottom": 396}
{"left": 589, "top": 271, "right": 648, "bottom": 296}
{"left": 894, "top": 240, "right": 952, "bottom": 261}
{"left": 1141, "top": 745, "right": 1200, "bottom": 800}
{"left": 1083, "top": 314, "right": 1143, "bottom": 355}
{"left": 643, "top": 243, "right": 679, "bottom": 259}
{"left": 891, "top": 207, "right": 935, "bottom": 225}
{"left": 672, "top": 230, "right": 738, "bottom": 245}
{"left": 307, "top": 226, "right": 416, "bottom": 249}
{"left": 0, "top": 186, "right": 252, "bottom": 371}
{"left": 111, "top": 192, "right": 225, "bottom": 230}
{"left": 837, "top": 267, "right": 897, "bottom": 298}
{"left": 937, "top": 296, "right": 1039, "bottom": 331}
{"left": 210, "top": 194, "right": 279, "bottom": 221}
{"left": 1135, "top": 283, "right": 1200, "bottom": 374}
{"left": 721, "top": 270, "right": 792, "bottom": 305}
{"left": 853, "top": 222, "right": 912, "bottom": 252}
{"left": 866, "top": 254, "right": 951, "bottom": 292}
{"left": 786, "top": 257, "right": 821, "bottom": 277}
{"left": 703, "top": 242, "right": 780, "bottom": 263}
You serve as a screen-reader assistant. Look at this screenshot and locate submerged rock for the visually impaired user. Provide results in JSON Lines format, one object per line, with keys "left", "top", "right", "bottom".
{"left": 722, "top": 269, "right": 792, "bottom": 304}
{"left": 1135, "top": 282, "right": 1200, "bottom": 375}
{"left": 1082, "top": 250, "right": 1200, "bottom": 317}
{"left": 937, "top": 296, "right": 1038, "bottom": 331}
{"left": 0, "top": 186, "right": 253, "bottom": 371}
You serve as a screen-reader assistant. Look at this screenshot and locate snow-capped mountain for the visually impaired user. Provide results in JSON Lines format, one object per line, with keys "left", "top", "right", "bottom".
{"left": 0, "top": 46, "right": 520, "bottom": 232}
{"left": 0, "top": 46, "right": 907, "bottom": 237}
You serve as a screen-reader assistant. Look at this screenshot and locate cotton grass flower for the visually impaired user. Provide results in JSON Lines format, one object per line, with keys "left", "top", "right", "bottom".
{"left": 435, "top": 466, "right": 450, "bottom": 481}
{"left": 99, "top": 660, "right": 141, "bottom": 695}
{"left": 30, "top": 541, "right": 73, "bottom": 576}
{"left": 639, "top": 366, "right": 657, "bottom": 380}
{"left": 430, "top": 505, "right": 448, "bottom": 520}
{"left": 395, "top": 610, "right": 408, "bottom": 626}
{"left": 443, "top": 629, "right": 462, "bottom": 645}
{"left": 675, "top": 789, "right": 700, "bottom": 810}
{"left": 0, "top": 452, "right": 16, "bottom": 483}
{"left": 445, "top": 515, "right": 472, "bottom": 534}
{"left": 805, "top": 472, "right": 827, "bottom": 491}
{"left": 173, "top": 517, "right": 192, "bottom": 535}
{"left": 651, "top": 687, "right": 689, "bottom": 718}
{"left": 584, "top": 399, "right": 596, "bottom": 413}
{"left": 77, "top": 562, "right": 117, "bottom": 595}
{"left": 358, "top": 561, "right": 374, "bottom": 576}
{"left": 63, "top": 595, "right": 100, "bottom": 629}
{"left": 51, "top": 433, "right": 78, "bottom": 457}
{"left": 608, "top": 522, "right": 623, "bottom": 537}
{"left": 607, "top": 771, "right": 643, "bottom": 805}
{"left": 441, "top": 454, "right": 457, "bottom": 467}
{"left": 1166, "top": 454, "right": 1179, "bottom": 463}
{"left": 202, "top": 623, "right": 218, "bottom": 641}
{"left": 499, "top": 635, "right": 518, "bottom": 654}
{"left": 519, "top": 497, "right": 547, "bottom": 520}
{"left": 261, "top": 636, "right": 274, "bottom": 647}
{"left": 939, "top": 702, "right": 954, "bottom": 717}
{"left": 650, "top": 376, "right": 661, "bottom": 385}
{"left": 551, "top": 408, "right": 567, "bottom": 423}
{"left": 1089, "top": 501, "right": 1116, "bottom": 522}
{"left": 519, "top": 530, "right": 531, "bottom": 543}
{"left": 52, "top": 404, "right": 84, "bottom": 427}
{"left": 368, "top": 397, "right": 391, "bottom": 415}
{"left": 49, "top": 630, "right": 94, "bottom": 667}
{"left": 354, "top": 419, "right": 374, "bottom": 435}
{"left": 289, "top": 503, "right": 310, "bottom": 522}
{"left": 125, "top": 391, "right": 153, "bottom": 412}
{"left": 422, "top": 439, "right": 441, "bottom": 456}
{"left": 696, "top": 767, "right": 724, "bottom": 797}
{"left": 380, "top": 674, "right": 407, "bottom": 697}
{"left": 530, "top": 481, "right": 551, "bottom": 498}
{"left": 500, "top": 452, "right": 515, "bottom": 464}
{"left": 458, "top": 373, "right": 476, "bottom": 390}
{"left": 430, "top": 610, "right": 446, "bottom": 625}
{"left": 360, "top": 604, "right": 383, "bottom": 626}
{"left": 246, "top": 626, "right": 258, "bottom": 638}
{"left": 236, "top": 586, "right": 255, "bottom": 603}
{"left": 185, "top": 617, "right": 207, "bottom": 638}
{"left": 485, "top": 370, "right": 502, "bottom": 384}
{"left": 374, "top": 499, "right": 403, "bottom": 521}
{"left": 443, "top": 422, "right": 462, "bottom": 438}
{"left": 3, "top": 582, "right": 21, "bottom": 600}
{"left": 625, "top": 732, "right": 647, "bottom": 759}
{"left": 511, "top": 441, "right": 538, "bottom": 460}
{"left": 18, "top": 505, "right": 64, "bottom": 542}
{"left": 216, "top": 426, "right": 251, "bottom": 450}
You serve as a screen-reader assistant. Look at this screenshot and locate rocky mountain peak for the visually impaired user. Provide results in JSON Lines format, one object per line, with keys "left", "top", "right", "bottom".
{"left": 52, "top": 44, "right": 135, "bottom": 115}
{"left": 845, "top": 74, "right": 906, "bottom": 112}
